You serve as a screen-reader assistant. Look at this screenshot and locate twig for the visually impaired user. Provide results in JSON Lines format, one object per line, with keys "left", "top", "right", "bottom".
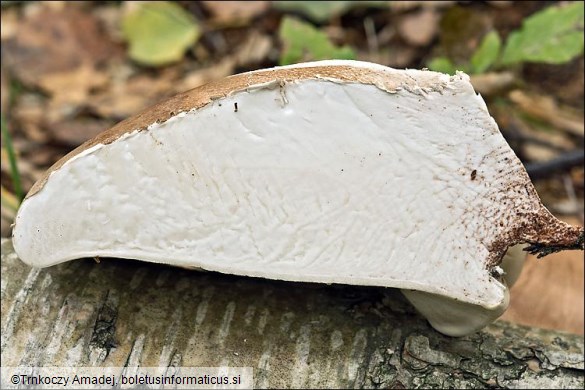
{"left": 525, "top": 149, "right": 585, "bottom": 181}
{"left": 0, "top": 114, "right": 23, "bottom": 201}
{"left": 363, "top": 17, "right": 378, "bottom": 55}
{"left": 519, "top": 135, "right": 568, "bottom": 153}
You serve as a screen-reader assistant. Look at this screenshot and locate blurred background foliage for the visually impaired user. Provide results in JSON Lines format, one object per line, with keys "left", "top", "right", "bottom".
{"left": 0, "top": 0, "right": 583, "bottom": 231}
{"left": 429, "top": 1, "right": 583, "bottom": 74}
{"left": 0, "top": 0, "right": 583, "bottom": 334}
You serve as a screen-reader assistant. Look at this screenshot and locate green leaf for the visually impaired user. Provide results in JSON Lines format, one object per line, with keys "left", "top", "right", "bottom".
{"left": 273, "top": 1, "right": 387, "bottom": 23}
{"left": 278, "top": 16, "right": 355, "bottom": 65}
{"left": 426, "top": 57, "right": 458, "bottom": 75}
{"left": 1, "top": 114, "right": 23, "bottom": 201}
{"left": 122, "top": 1, "right": 200, "bottom": 67}
{"left": 470, "top": 31, "right": 502, "bottom": 73}
{"left": 501, "top": 2, "right": 584, "bottom": 65}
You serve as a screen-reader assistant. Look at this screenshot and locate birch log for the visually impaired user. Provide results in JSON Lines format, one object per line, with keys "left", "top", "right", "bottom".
{"left": 1, "top": 239, "right": 583, "bottom": 389}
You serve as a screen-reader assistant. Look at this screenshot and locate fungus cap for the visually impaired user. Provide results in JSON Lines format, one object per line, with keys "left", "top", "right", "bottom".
{"left": 12, "top": 60, "right": 583, "bottom": 336}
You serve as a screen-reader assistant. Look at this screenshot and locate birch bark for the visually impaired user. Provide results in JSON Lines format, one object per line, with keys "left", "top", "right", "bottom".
{"left": 1, "top": 239, "right": 583, "bottom": 389}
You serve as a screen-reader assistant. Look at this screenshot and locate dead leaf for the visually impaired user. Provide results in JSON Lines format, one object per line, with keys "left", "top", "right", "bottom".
{"left": 43, "top": 1, "right": 67, "bottom": 11}
{"left": 1, "top": 188, "right": 17, "bottom": 237}
{"left": 2, "top": 3, "right": 123, "bottom": 126}
{"left": 0, "top": 185, "right": 19, "bottom": 216}
{"left": 48, "top": 118, "right": 113, "bottom": 147}
{"left": 232, "top": 31, "right": 272, "bottom": 66}
{"left": 1, "top": 66, "right": 8, "bottom": 114}
{"left": 0, "top": 7, "right": 18, "bottom": 40}
{"left": 359, "top": 46, "right": 417, "bottom": 68}
{"left": 1, "top": 215, "right": 13, "bottom": 238}
{"left": 89, "top": 71, "right": 177, "bottom": 120}
{"left": 93, "top": 4, "right": 125, "bottom": 43}
{"left": 507, "top": 112, "right": 575, "bottom": 162}
{"left": 523, "top": 144, "right": 560, "bottom": 163}
{"left": 12, "top": 93, "right": 50, "bottom": 143}
{"left": 2, "top": 3, "right": 118, "bottom": 88}
{"left": 40, "top": 63, "right": 110, "bottom": 120}
{"left": 181, "top": 31, "right": 272, "bottom": 91}
{"left": 389, "top": 1, "right": 455, "bottom": 11}
{"left": 181, "top": 58, "right": 236, "bottom": 91}
{"left": 470, "top": 71, "right": 515, "bottom": 96}
{"left": 509, "top": 90, "right": 585, "bottom": 137}
{"left": 1, "top": 138, "right": 43, "bottom": 194}
{"left": 398, "top": 8, "right": 440, "bottom": 46}
{"left": 202, "top": 1, "right": 270, "bottom": 26}
{"left": 25, "top": 146, "right": 63, "bottom": 170}
{"left": 551, "top": 198, "right": 583, "bottom": 216}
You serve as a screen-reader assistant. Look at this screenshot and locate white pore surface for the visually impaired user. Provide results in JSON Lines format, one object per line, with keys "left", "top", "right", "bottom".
{"left": 14, "top": 76, "right": 512, "bottom": 308}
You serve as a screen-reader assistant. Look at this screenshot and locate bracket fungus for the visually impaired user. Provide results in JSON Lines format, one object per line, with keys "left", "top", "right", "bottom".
{"left": 12, "top": 60, "right": 584, "bottom": 336}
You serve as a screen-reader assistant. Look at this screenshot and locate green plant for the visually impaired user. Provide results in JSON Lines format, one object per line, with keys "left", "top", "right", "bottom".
{"left": 122, "top": 1, "right": 200, "bottom": 67}
{"left": 273, "top": 1, "right": 387, "bottom": 23}
{"left": 428, "top": 2, "right": 584, "bottom": 74}
{"left": 278, "top": 16, "right": 355, "bottom": 65}
{"left": 1, "top": 113, "right": 23, "bottom": 202}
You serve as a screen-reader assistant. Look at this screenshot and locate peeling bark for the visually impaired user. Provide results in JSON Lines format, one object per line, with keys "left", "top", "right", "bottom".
{"left": 1, "top": 239, "right": 583, "bottom": 389}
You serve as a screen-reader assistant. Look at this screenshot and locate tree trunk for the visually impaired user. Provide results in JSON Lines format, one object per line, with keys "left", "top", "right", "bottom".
{"left": 1, "top": 239, "right": 583, "bottom": 389}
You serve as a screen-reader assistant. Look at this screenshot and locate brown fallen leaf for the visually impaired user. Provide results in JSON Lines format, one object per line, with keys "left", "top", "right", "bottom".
{"left": 89, "top": 70, "right": 178, "bottom": 120}
{"left": 506, "top": 112, "right": 575, "bottom": 163}
{"left": 359, "top": 46, "right": 418, "bottom": 69}
{"left": 0, "top": 7, "right": 18, "bottom": 40}
{"left": 48, "top": 118, "right": 113, "bottom": 148}
{"left": 2, "top": 3, "right": 123, "bottom": 128}
{"left": 40, "top": 63, "right": 110, "bottom": 120}
{"left": 389, "top": 1, "right": 455, "bottom": 11}
{"left": 92, "top": 4, "right": 125, "bottom": 43}
{"left": 1, "top": 139, "right": 43, "bottom": 194}
{"left": 232, "top": 31, "right": 272, "bottom": 66}
{"left": 0, "top": 185, "right": 19, "bottom": 238}
{"left": 470, "top": 71, "right": 516, "bottom": 96}
{"left": 181, "top": 31, "right": 272, "bottom": 91}
{"left": 398, "top": 8, "right": 440, "bottom": 46}
{"left": 0, "top": 66, "right": 8, "bottom": 114}
{"left": 12, "top": 93, "right": 50, "bottom": 143}
{"left": 522, "top": 144, "right": 560, "bottom": 163}
{"left": 181, "top": 58, "right": 236, "bottom": 92}
{"left": 24, "top": 146, "right": 64, "bottom": 171}
{"left": 2, "top": 3, "right": 117, "bottom": 88}
{"left": 509, "top": 90, "right": 584, "bottom": 137}
{"left": 202, "top": 1, "right": 269, "bottom": 26}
